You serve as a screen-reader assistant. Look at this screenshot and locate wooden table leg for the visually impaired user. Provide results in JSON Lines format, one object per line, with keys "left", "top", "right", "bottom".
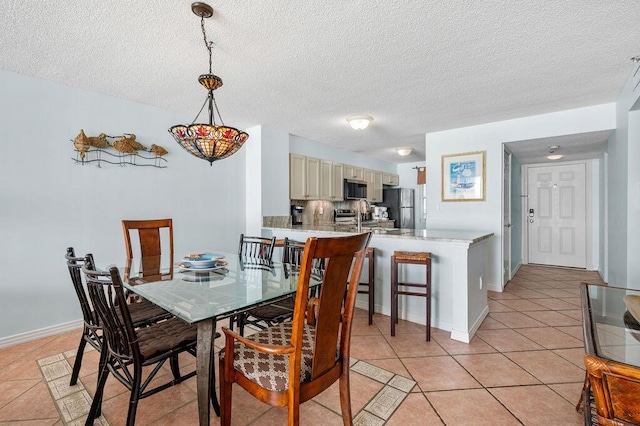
{"left": 197, "top": 319, "right": 219, "bottom": 425}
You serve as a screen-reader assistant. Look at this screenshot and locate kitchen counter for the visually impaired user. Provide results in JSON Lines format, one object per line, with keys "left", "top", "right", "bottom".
{"left": 263, "top": 224, "right": 493, "bottom": 343}
{"left": 265, "top": 224, "right": 493, "bottom": 246}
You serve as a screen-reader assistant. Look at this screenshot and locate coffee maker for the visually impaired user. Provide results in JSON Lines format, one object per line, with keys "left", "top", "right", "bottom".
{"left": 291, "top": 205, "right": 304, "bottom": 225}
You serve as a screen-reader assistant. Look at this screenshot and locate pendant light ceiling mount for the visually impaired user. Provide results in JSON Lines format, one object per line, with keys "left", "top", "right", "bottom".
{"left": 168, "top": 2, "right": 248, "bottom": 166}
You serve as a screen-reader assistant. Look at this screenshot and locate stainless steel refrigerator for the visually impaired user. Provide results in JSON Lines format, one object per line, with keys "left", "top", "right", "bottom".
{"left": 380, "top": 188, "right": 414, "bottom": 229}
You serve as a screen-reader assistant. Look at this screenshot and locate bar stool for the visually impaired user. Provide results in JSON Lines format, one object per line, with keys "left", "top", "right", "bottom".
{"left": 356, "top": 247, "right": 376, "bottom": 325}
{"left": 391, "top": 251, "right": 431, "bottom": 341}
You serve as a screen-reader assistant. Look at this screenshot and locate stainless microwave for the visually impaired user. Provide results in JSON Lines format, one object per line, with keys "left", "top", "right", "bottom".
{"left": 344, "top": 179, "right": 367, "bottom": 199}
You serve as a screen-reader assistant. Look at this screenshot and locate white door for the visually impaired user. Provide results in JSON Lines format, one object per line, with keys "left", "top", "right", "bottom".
{"left": 527, "top": 163, "right": 586, "bottom": 268}
{"left": 503, "top": 148, "right": 511, "bottom": 285}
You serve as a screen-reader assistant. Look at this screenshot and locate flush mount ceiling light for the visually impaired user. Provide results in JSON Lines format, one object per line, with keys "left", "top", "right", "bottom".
{"left": 168, "top": 2, "right": 248, "bottom": 166}
{"left": 346, "top": 115, "right": 373, "bottom": 130}
{"left": 396, "top": 147, "right": 412, "bottom": 156}
{"left": 547, "top": 145, "right": 563, "bottom": 160}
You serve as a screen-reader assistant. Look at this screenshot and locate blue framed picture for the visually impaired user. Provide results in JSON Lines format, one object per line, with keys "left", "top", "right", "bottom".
{"left": 441, "top": 151, "right": 486, "bottom": 201}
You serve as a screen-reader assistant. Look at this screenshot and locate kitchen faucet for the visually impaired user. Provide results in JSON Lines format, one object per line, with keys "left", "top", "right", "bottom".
{"left": 357, "top": 198, "right": 371, "bottom": 233}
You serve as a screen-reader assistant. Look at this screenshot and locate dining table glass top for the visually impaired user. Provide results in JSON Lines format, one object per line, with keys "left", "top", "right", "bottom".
{"left": 583, "top": 283, "right": 640, "bottom": 367}
{"left": 117, "top": 252, "right": 321, "bottom": 324}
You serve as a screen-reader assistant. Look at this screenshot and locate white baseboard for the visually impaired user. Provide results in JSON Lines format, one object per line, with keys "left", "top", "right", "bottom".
{"left": 450, "top": 305, "right": 489, "bottom": 343}
{"left": 0, "top": 320, "right": 83, "bottom": 349}
{"left": 486, "top": 283, "right": 502, "bottom": 292}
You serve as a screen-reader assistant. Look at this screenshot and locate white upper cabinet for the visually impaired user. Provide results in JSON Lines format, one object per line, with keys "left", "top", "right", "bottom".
{"left": 290, "top": 154, "right": 320, "bottom": 200}
{"left": 344, "top": 165, "right": 365, "bottom": 181}
{"left": 332, "top": 162, "right": 344, "bottom": 200}
{"left": 383, "top": 172, "right": 399, "bottom": 186}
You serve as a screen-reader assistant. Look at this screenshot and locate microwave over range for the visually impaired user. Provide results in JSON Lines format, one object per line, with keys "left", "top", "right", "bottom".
{"left": 343, "top": 179, "right": 367, "bottom": 199}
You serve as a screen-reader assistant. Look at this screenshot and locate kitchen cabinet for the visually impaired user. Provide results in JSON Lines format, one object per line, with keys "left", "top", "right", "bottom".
{"left": 332, "top": 162, "right": 344, "bottom": 200}
{"left": 383, "top": 173, "right": 399, "bottom": 186}
{"left": 320, "top": 160, "right": 344, "bottom": 200}
{"left": 372, "top": 171, "right": 383, "bottom": 202}
{"left": 344, "top": 165, "right": 364, "bottom": 181}
{"left": 363, "top": 169, "right": 382, "bottom": 202}
{"left": 289, "top": 154, "right": 320, "bottom": 200}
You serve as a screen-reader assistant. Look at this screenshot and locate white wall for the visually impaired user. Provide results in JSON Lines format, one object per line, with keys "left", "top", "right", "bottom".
{"left": 397, "top": 162, "right": 427, "bottom": 229}
{"left": 425, "top": 104, "right": 616, "bottom": 289}
{"left": 0, "top": 70, "right": 247, "bottom": 339}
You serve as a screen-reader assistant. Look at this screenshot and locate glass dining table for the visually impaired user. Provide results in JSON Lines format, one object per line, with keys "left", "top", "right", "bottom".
{"left": 117, "top": 252, "right": 322, "bottom": 426}
{"left": 581, "top": 282, "right": 640, "bottom": 366}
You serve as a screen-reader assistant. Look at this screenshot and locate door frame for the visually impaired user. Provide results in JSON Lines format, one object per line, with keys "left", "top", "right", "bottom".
{"left": 522, "top": 159, "right": 593, "bottom": 269}
{"left": 502, "top": 146, "right": 512, "bottom": 288}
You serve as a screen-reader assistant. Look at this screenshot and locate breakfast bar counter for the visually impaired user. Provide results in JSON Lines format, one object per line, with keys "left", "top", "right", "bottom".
{"left": 263, "top": 224, "right": 493, "bottom": 343}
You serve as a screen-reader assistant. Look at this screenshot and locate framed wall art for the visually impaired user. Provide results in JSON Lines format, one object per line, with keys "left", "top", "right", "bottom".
{"left": 441, "top": 151, "right": 486, "bottom": 202}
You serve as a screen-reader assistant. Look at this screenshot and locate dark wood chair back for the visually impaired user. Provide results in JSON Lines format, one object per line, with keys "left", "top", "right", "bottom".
{"left": 238, "top": 234, "right": 276, "bottom": 261}
{"left": 122, "top": 218, "right": 173, "bottom": 259}
{"left": 83, "top": 254, "right": 138, "bottom": 361}
{"left": 585, "top": 353, "right": 640, "bottom": 425}
{"left": 82, "top": 254, "right": 197, "bottom": 426}
{"left": 220, "top": 232, "right": 371, "bottom": 425}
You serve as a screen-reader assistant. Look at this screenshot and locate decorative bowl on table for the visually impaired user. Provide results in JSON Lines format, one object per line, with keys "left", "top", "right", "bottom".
{"left": 179, "top": 253, "right": 225, "bottom": 269}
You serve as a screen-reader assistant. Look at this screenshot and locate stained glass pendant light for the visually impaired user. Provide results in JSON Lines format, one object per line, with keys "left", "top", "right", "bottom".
{"left": 169, "top": 2, "right": 248, "bottom": 166}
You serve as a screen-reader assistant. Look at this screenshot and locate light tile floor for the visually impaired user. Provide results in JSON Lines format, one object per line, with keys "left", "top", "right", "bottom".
{"left": 0, "top": 264, "right": 603, "bottom": 425}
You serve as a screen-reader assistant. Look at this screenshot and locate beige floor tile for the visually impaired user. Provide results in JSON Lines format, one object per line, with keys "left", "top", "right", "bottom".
{"left": 386, "top": 393, "right": 443, "bottom": 425}
{"left": 365, "top": 358, "right": 412, "bottom": 380}
{"left": 522, "top": 310, "right": 582, "bottom": 327}
{"left": 496, "top": 298, "right": 550, "bottom": 311}
{"left": 486, "top": 312, "right": 546, "bottom": 329}
{"left": 502, "top": 287, "right": 549, "bottom": 299}
{"left": 384, "top": 333, "right": 447, "bottom": 358}
{"left": 374, "top": 316, "right": 428, "bottom": 336}
{"left": 350, "top": 334, "right": 397, "bottom": 360}
{"left": 402, "top": 356, "right": 480, "bottom": 392}
{"left": 487, "top": 300, "right": 515, "bottom": 313}
{"left": 489, "top": 385, "right": 583, "bottom": 425}
{"left": 528, "top": 298, "right": 580, "bottom": 310}
{"left": 488, "top": 290, "right": 521, "bottom": 300}
{"left": 553, "top": 348, "right": 588, "bottom": 369}
{"left": 454, "top": 353, "right": 540, "bottom": 387}
{"left": 477, "top": 317, "right": 508, "bottom": 330}
{"left": 432, "top": 333, "right": 497, "bottom": 355}
{"left": 548, "top": 382, "right": 585, "bottom": 407}
{"left": 555, "top": 325, "right": 584, "bottom": 341}
{"left": 0, "top": 379, "right": 40, "bottom": 409}
{"left": 427, "top": 388, "right": 520, "bottom": 425}
{"left": 313, "top": 370, "right": 384, "bottom": 415}
{"left": 515, "top": 327, "right": 583, "bottom": 349}
{"left": 535, "top": 288, "right": 579, "bottom": 298}
{"left": 505, "top": 350, "right": 585, "bottom": 384}
{"left": 351, "top": 313, "right": 384, "bottom": 336}
{"left": 556, "top": 309, "right": 583, "bottom": 320}
{"left": 256, "top": 400, "right": 344, "bottom": 425}
{"left": 0, "top": 381, "right": 60, "bottom": 422}
{"left": 475, "top": 329, "right": 543, "bottom": 352}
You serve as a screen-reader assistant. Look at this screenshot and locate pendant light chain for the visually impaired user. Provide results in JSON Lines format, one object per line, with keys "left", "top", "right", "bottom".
{"left": 200, "top": 16, "right": 213, "bottom": 74}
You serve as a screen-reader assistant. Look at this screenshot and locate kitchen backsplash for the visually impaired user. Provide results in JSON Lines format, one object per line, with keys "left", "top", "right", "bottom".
{"left": 287, "top": 199, "right": 372, "bottom": 225}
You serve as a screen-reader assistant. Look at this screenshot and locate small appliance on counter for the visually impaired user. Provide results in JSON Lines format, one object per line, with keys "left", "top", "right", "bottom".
{"left": 373, "top": 206, "right": 388, "bottom": 219}
{"left": 334, "top": 209, "right": 357, "bottom": 226}
{"left": 291, "top": 205, "right": 304, "bottom": 225}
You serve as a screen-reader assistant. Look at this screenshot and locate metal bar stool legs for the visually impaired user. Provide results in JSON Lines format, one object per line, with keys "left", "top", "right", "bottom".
{"left": 357, "top": 247, "right": 375, "bottom": 325}
{"left": 391, "top": 251, "right": 431, "bottom": 341}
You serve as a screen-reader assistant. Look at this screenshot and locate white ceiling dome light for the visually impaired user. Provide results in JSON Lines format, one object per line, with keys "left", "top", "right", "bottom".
{"left": 547, "top": 145, "right": 563, "bottom": 160}
{"left": 346, "top": 115, "right": 373, "bottom": 130}
{"left": 396, "top": 147, "right": 412, "bottom": 156}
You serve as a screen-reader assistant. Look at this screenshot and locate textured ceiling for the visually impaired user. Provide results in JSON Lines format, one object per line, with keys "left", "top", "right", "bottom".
{"left": 1, "top": 1, "right": 638, "bottom": 163}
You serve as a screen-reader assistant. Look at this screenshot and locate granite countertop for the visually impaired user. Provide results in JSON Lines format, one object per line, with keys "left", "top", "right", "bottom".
{"left": 263, "top": 224, "right": 493, "bottom": 244}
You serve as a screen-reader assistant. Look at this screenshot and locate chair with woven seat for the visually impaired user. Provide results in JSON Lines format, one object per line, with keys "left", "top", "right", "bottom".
{"left": 82, "top": 253, "right": 198, "bottom": 426}
{"left": 219, "top": 232, "right": 372, "bottom": 426}
{"left": 391, "top": 250, "right": 432, "bottom": 341}
{"left": 584, "top": 353, "right": 640, "bottom": 425}
{"left": 65, "top": 247, "right": 172, "bottom": 387}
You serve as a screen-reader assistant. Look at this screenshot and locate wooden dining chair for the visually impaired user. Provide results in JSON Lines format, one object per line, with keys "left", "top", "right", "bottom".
{"left": 82, "top": 253, "right": 198, "bottom": 426}
{"left": 220, "top": 232, "right": 372, "bottom": 425}
{"left": 65, "top": 247, "right": 171, "bottom": 387}
{"left": 121, "top": 218, "right": 173, "bottom": 258}
{"left": 584, "top": 353, "right": 640, "bottom": 425}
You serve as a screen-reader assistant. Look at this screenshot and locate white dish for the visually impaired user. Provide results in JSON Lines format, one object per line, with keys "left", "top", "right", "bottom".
{"left": 181, "top": 253, "right": 225, "bottom": 268}
{"left": 178, "top": 260, "right": 228, "bottom": 272}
